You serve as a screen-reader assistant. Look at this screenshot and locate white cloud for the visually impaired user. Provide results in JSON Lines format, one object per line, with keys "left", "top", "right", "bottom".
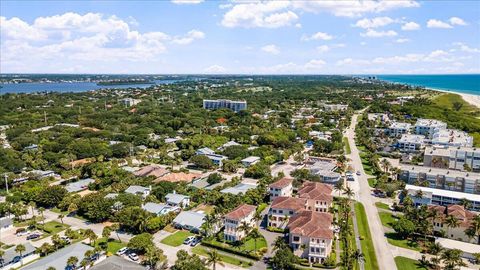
{"left": 171, "top": 30, "right": 205, "bottom": 45}
{"left": 304, "top": 59, "right": 326, "bottom": 69}
{"left": 221, "top": 1, "right": 298, "bottom": 28}
{"left": 449, "top": 17, "right": 467, "bottom": 26}
{"left": 0, "top": 12, "right": 205, "bottom": 72}
{"left": 336, "top": 58, "right": 371, "bottom": 66}
{"left": 396, "top": 38, "right": 410, "bottom": 43}
{"left": 317, "top": 45, "right": 330, "bottom": 53}
{"left": 453, "top": 42, "right": 480, "bottom": 53}
{"left": 171, "top": 0, "right": 204, "bottom": 4}
{"left": 401, "top": 21, "right": 420, "bottom": 30}
{"left": 291, "top": 0, "right": 419, "bottom": 18}
{"left": 354, "top": 16, "right": 394, "bottom": 28}
{"left": 427, "top": 19, "right": 453, "bottom": 29}
{"left": 295, "top": 23, "right": 302, "bottom": 28}
{"left": 204, "top": 64, "right": 227, "bottom": 73}
{"left": 360, "top": 29, "right": 397, "bottom": 37}
{"left": 261, "top": 44, "right": 280, "bottom": 54}
{"left": 302, "top": 32, "right": 334, "bottom": 41}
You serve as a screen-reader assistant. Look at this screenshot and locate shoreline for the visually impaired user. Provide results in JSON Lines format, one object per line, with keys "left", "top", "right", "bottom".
{"left": 425, "top": 87, "right": 480, "bottom": 109}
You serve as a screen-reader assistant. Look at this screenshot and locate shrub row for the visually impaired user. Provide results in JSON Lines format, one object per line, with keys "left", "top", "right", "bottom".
{"left": 201, "top": 240, "right": 261, "bottom": 260}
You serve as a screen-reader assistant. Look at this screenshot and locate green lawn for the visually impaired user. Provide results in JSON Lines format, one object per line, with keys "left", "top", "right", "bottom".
{"left": 242, "top": 236, "right": 267, "bottom": 252}
{"left": 192, "top": 246, "right": 253, "bottom": 268}
{"left": 394, "top": 256, "right": 428, "bottom": 270}
{"left": 160, "top": 231, "right": 194, "bottom": 247}
{"left": 95, "top": 237, "right": 126, "bottom": 255}
{"left": 354, "top": 202, "right": 379, "bottom": 270}
{"left": 375, "top": 202, "right": 390, "bottom": 210}
{"left": 378, "top": 212, "right": 399, "bottom": 229}
{"left": 256, "top": 203, "right": 268, "bottom": 214}
{"left": 385, "top": 233, "right": 421, "bottom": 251}
{"left": 41, "top": 221, "right": 70, "bottom": 234}
{"left": 343, "top": 137, "right": 351, "bottom": 155}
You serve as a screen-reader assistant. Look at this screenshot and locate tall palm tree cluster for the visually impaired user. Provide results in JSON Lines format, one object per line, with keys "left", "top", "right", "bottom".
{"left": 336, "top": 195, "right": 363, "bottom": 269}
{"left": 422, "top": 242, "right": 467, "bottom": 270}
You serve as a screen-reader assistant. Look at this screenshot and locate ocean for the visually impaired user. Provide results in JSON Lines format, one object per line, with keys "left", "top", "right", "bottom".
{"left": 376, "top": 74, "right": 480, "bottom": 96}
{"left": 0, "top": 79, "right": 181, "bottom": 94}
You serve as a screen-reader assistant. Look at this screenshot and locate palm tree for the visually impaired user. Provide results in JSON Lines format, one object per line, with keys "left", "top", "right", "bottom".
{"left": 201, "top": 214, "right": 215, "bottom": 238}
{"left": 38, "top": 207, "right": 45, "bottom": 225}
{"left": 343, "top": 186, "right": 354, "bottom": 199}
{"left": 426, "top": 242, "right": 443, "bottom": 270}
{"left": 334, "top": 181, "right": 344, "bottom": 197}
{"left": 237, "top": 220, "right": 252, "bottom": 238}
{"left": 441, "top": 249, "right": 465, "bottom": 270}
{"left": 272, "top": 236, "right": 287, "bottom": 251}
{"left": 58, "top": 214, "right": 65, "bottom": 225}
{"left": 249, "top": 228, "right": 262, "bottom": 253}
{"left": 66, "top": 256, "right": 79, "bottom": 269}
{"left": 206, "top": 249, "right": 224, "bottom": 270}
{"left": 28, "top": 201, "right": 36, "bottom": 216}
{"left": 352, "top": 249, "right": 364, "bottom": 265}
{"left": 444, "top": 215, "right": 460, "bottom": 238}
{"left": 84, "top": 229, "right": 97, "bottom": 246}
{"left": 110, "top": 223, "right": 122, "bottom": 242}
{"left": 465, "top": 214, "right": 480, "bottom": 245}
{"left": 102, "top": 226, "right": 112, "bottom": 240}
{"left": 459, "top": 198, "right": 472, "bottom": 210}
{"left": 15, "top": 244, "right": 26, "bottom": 266}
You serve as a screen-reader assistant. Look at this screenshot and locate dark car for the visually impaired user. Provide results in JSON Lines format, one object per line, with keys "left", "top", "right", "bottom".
{"left": 27, "top": 233, "right": 40, "bottom": 240}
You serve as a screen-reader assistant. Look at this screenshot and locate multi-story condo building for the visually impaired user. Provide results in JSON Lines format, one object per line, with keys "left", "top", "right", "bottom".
{"left": 400, "top": 165, "right": 480, "bottom": 194}
{"left": 287, "top": 210, "right": 334, "bottom": 264}
{"left": 429, "top": 204, "right": 479, "bottom": 243}
{"left": 322, "top": 104, "right": 348, "bottom": 112}
{"left": 298, "top": 182, "right": 333, "bottom": 213}
{"left": 396, "top": 134, "right": 426, "bottom": 152}
{"left": 424, "top": 145, "right": 480, "bottom": 172}
{"left": 269, "top": 177, "right": 293, "bottom": 201}
{"left": 431, "top": 128, "right": 473, "bottom": 147}
{"left": 268, "top": 197, "right": 306, "bottom": 229}
{"left": 406, "top": 184, "right": 480, "bottom": 212}
{"left": 387, "top": 122, "right": 412, "bottom": 137}
{"left": 223, "top": 204, "right": 256, "bottom": 242}
{"left": 203, "top": 99, "right": 247, "bottom": 112}
{"left": 415, "top": 118, "right": 448, "bottom": 138}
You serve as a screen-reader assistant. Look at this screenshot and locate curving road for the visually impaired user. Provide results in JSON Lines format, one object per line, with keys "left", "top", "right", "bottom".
{"left": 345, "top": 111, "right": 397, "bottom": 270}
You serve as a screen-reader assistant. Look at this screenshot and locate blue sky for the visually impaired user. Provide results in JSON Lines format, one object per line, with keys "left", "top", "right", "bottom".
{"left": 1, "top": 0, "right": 479, "bottom": 74}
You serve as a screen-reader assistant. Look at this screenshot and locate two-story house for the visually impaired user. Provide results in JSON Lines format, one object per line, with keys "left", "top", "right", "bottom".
{"left": 429, "top": 204, "right": 479, "bottom": 243}
{"left": 269, "top": 177, "right": 293, "bottom": 201}
{"left": 268, "top": 197, "right": 306, "bottom": 229}
{"left": 287, "top": 210, "right": 334, "bottom": 264}
{"left": 298, "top": 182, "right": 333, "bottom": 213}
{"left": 223, "top": 204, "right": 256, "bottom": 242}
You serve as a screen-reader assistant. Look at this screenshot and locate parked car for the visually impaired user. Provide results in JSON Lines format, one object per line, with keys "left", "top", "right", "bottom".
{"left": 16, "top": 228, "right": 28, "bottom": 236}
{"left": 183, "top": 236, "right": 196, "bottom": 245}
{"left": 190, "top": 237, "right": 202, "bottom": 246}
{"left": 61, "top": 236, "right": 71, "bottom": 244}
{"left": 356, "top": 171, "right": 361, "bottom": 176}
{"left": 116, "top": 247, "right": 128, "bottom": 255}
{"left": 129, "top": 253, "right": 139, "bottom": 261}
{"left": 27, "top": 233, "right": 40, "bottom": 240}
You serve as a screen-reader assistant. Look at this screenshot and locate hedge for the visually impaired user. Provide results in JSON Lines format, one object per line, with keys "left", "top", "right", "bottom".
{"left": 201, "top": 240, "right": 261, "bottom": 260}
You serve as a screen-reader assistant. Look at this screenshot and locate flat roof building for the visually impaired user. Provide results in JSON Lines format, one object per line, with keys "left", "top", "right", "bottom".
{"left": 415, "top": 118, "right": 448, "bottom": 138}
{"left": 431, "top": 128, "right": 473, "bottom": 147}
{"left": 387, "top": 122, "right": 412, "bottom": 137}
{"left": 424, "top": 145, "right": 480, "bottom": 172}
{"left": 405, "top": 184, "right": 480, "bottom": 212}
{"left": 203, "top": 99, "right": 247, "bottom": 112}
{"left": 396, "top": 134, "right": 426, "bottom": 152}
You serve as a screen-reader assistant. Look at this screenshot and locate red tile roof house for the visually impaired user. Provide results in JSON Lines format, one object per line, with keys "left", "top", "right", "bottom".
{"left": 298, "top": 182, "right": 333, "bottom": 213}
{"left": 287, "top": 210, "right": 334, "bottom": 264}
{"left": 429, "top": 204, "right": 479, "bottom": 243}
{"left": 268, "top": 197, "right": 306, "bottom": 229}
{"left": 268, "top": 177, "right": 293, "bottom": 201}
{"left": 223, "top": 204, "right": 256, "bottom": 242}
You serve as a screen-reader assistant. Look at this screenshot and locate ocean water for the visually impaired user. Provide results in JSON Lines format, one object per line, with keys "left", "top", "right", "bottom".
{"left": 376, "top": 74, "right": 480, "bottom": 96}
{"left": 0, "top": 79, "right": 181, "bottom": 94}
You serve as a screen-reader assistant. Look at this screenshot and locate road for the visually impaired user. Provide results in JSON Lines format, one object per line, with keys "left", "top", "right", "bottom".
{"left": 345, "top": 111, "right": 397, "bottom": 269}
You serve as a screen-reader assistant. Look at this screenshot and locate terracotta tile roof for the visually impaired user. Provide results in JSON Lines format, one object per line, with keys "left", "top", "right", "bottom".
{"left": 224, "top": 204, "right": 256, "bottom": 221}
{"left": 269, "top": 177, "right": 293, "bottom": 189}
{"left": 69, "top": 158, "right": 94, "bottom": 168}
{"left": 428, "top": 204, "right": 478, "bottom": 228}
{"left": 154, "top": 172, "right": 201, "bottom": 183}
{"left": 298, "top": 182, "right": 333, "bottom": 202}
{"left": 287, "top": 210, "right": 333, "bottom": 239}
{"left": 134, "top": 165, "right": 169, "bottom": 177}
{"left": 271, "top": 197, "right": 306, "bottom": 211}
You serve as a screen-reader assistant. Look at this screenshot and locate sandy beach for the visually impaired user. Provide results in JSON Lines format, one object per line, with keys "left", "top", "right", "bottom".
{"left": 427, "top": 88, "right": 480, "bottom": 109}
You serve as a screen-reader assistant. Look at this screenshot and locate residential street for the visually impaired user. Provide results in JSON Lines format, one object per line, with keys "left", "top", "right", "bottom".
{"left": 345, "top": 111, "right": 397, "bottom": 269}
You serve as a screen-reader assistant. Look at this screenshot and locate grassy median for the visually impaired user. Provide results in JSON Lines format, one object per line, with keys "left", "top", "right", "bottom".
{"left": 354, "top": 202, "right": 379, "bottom": 270}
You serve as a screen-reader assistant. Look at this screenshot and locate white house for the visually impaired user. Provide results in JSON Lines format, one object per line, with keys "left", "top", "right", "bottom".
{"left": 224, "top": 204, "right": 256, "bottom": 242}
{"left": 125, "top": 185, "right": 151, "bottom": 198}
{"left": 269, "top": 177, "right": 293, "bottom": 201}
{"left": 165, "top": 192, "right": 190, "bottom": 208}
{"left": 241, "top": 156, "right": 260, "bottom": 167}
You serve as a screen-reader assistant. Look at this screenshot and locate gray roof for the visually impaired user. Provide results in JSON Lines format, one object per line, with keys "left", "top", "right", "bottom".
{"left": 125, "top": 185, "right": 149, "bottom": 195}
{"left": 221, "top": 183, "right": 257, "bottom": 195}
{"left": 241, "top": 156, "right": 260, "bottom": 163}
{"left": 105, "top": 193, "right": 118, "bottom": 199}
{"left": 196, "top": 147, "right": 215, "bottom": 155}
{"left": 3, "top": 242, "right": 35, "bottom": 265}
{"left": 173, "top": 211, "right": 206, "bottom": 230}
{"left": 165, "top": 193, "right": 189, "bottom": 205}
{"left": 91, "top": 256, "right": 146, "bottom": 270}
{"left": 22, "top": 242, "right": 94, "bottom": 270}
{"left": 65, "top": 178, "right": 95, "bottom": 193}
{"left": 142, "top": 202, "right": 178, "bottom": 215}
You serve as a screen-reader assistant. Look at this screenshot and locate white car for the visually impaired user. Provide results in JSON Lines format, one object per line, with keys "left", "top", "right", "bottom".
{"left": 129, "top": 253, "right": 139, "bottom": 261}
{"left": 183, "top": 236, "right": 196, "bottom": 245}
{"left": 116, "top": 247, "right": 128, "bottom": 255}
